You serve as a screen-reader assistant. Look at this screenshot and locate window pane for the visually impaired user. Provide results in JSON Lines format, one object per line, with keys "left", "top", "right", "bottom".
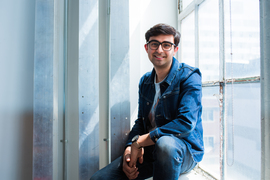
{"left": 182, "top": 0, "right": 193, "bottom": 9}
{"left": 198, "top": 0, "right": 219, "bottom": 81}
{"left": 201, "top": 86, "right": 220, "bottom": 178}
{"left": 225, "top": 83, "right": 261, "bottom": 180}
{"left": 224, "top": 0, "right": 260, "bottom": 78}
{"left": 181, "top": 12, "right": 195, "bottom": 67}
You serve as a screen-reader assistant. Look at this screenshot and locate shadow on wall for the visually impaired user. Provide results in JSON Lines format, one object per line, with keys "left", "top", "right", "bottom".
{"left": 110, "top": 100, "right": 130, "bottom": 161}
{"left": 21, "top": 112, "right": 33, "bottom": 179}
{"left": 0, "top": 111, "right": 33, "bottom": 180}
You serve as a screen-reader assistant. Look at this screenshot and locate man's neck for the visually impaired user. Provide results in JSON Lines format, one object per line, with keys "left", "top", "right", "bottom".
{"left": 155, "top": 67, "right": 170, "bottom": 83}
{"left": 154, "top": 59, "right": 173, "bottom": 83}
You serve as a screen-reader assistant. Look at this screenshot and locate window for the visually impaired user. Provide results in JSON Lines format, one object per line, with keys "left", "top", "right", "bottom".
{"left": 179, "top": 0, "right": 261, "bottom": 179}
{"left": 202, "top": 107, "right": 219, "bottom": 122}
{"left": 204, "top": 136, "right": 214, "bottom": 152}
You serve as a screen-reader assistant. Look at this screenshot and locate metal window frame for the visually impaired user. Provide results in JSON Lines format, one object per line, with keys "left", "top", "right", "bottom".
{"left": 178, "top": 0, "right": 261, "bottom": 180}
{"left": 260, "top": 0, "right": 270, "bottom": 179}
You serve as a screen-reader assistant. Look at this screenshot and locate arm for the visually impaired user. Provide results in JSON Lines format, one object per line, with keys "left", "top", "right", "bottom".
{"left": 125, "top": 76, "right": 146, "bottom": 148}
{"left": 123, "top": 76, "right": 151, "bottom": 179}
{"left": 123, "top": 134, "right": 155, "bottom": 179}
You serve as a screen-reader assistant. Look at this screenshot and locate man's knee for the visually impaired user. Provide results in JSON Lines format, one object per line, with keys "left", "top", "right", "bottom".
{"left": 154, "top": 136, "right": 186, "bottom": 159}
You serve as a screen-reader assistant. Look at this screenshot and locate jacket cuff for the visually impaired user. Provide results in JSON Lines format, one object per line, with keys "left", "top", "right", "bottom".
{"left": 125, "top": 142, "right": 132, "bottom": 148}
{"left": 149, "top": 128, "right": 160, "bottom": 143}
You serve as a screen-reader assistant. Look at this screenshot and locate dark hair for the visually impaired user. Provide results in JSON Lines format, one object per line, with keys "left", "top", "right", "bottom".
{"left": 145, "top": 23, "right": 181, "bottom": 47}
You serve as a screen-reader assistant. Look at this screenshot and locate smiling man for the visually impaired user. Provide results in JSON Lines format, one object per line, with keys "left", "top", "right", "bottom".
{"left": 91, "top": 23, "right": 204, "bottom": 180}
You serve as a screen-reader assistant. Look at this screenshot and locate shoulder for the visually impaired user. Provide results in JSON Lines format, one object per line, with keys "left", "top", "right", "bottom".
{"left": 177, "top": 63, "right": 201, "bottom": 81}
{"left": 139, "top": 71, "right": 152, "bottom": 86}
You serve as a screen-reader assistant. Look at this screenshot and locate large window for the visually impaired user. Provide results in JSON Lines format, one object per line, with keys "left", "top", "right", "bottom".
{"left": 179, "top": 0, "right": 261, "bottom": 179}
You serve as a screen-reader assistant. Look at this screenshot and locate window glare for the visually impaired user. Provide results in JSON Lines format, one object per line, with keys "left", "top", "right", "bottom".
{"left": 182, "top": 0, "right": 193, "bottom": 9}
{"left": 224, "top": 0, "right": 260, "bottom": 79}
{"left": 181, "top": 12, "right": 195, "bottom": 67}
{"left": 201, "top": 87, "right": 220, "bottom": 178}
{"left": 225, "top": 83, "right": 261, "bottom": 180}
{"left": 198, "top": 0, "right": 219, "bottom": 82}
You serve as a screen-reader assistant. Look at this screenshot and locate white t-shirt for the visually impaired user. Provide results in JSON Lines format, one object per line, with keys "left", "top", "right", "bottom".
{"left": 148, "top": 75, "right": 166, "bottom": 132}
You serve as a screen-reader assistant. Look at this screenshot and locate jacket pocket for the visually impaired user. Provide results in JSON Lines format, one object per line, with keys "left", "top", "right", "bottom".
{"left": 162, "top": 89, "right": 180, "bottom": 120}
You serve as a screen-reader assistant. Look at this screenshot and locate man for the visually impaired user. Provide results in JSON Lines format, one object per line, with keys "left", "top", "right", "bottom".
{"left": 91, "top": 23, "right": 203, "bottom": 180}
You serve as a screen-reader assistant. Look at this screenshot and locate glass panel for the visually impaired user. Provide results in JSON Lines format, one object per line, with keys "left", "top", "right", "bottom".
{"left": 110, "top": 0, "right": 130, "bottom": 162}
{"left": 182, "top": 0, "right": 193, "bottom": 9}
{"left": 181, "top": 11, "right": 195, "bottom": 67}
{"left": 198, "top": 0, "right": 219, "bottom": 81}
{"left": 200, "top": 86, "right": 220, "bottom": 178}
{"left": 224, "top": 0, "right": 260, "bottom": 78}
{"left": 79, "top": 0, "right": 99, "bottom": 179}
{"left": 225, "top": 83, "right": 261, "bottom": 180}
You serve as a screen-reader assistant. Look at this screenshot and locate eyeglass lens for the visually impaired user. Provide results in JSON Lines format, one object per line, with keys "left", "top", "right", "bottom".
{"left": 149, "top": 41, "right": 173, "bottom": 51}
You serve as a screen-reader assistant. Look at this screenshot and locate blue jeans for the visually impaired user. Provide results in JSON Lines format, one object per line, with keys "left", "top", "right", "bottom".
{"left": 90, "top": 136, "right": 197, "bottom": 180}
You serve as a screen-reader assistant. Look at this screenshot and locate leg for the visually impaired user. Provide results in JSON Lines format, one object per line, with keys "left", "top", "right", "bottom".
{"left": 90, "top": 156, "right": 128, "bottom": 180}
{"left": 152, "top": 136, "right": 197, "bottom": 180}
{"left": 90, "top": 146, "right": 155, "bottom": 180}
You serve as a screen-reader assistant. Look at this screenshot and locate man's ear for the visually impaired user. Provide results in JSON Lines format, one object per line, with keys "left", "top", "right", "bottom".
{"left": 144, "top": 44, "right": 148, "bottom": 52}
{"left": 173, "top": 46, "right": 179, "bottom": 56}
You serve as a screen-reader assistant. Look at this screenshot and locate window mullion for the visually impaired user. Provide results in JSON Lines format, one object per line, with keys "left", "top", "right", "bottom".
{"left": 219, "top": 0, "right": 225, "bottom": 180}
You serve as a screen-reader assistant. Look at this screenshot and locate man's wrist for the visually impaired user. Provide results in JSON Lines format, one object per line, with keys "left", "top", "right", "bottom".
{"left": 131, "top": 135, "right": 143, "bottom": 149}
{"left": 132, "top": 141, "right": 142, "bottom": 149}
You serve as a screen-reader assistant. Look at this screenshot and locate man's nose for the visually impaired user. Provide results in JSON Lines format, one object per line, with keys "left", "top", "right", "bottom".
{"left": 156, "top": 44, "right": 164, "bottom": 53}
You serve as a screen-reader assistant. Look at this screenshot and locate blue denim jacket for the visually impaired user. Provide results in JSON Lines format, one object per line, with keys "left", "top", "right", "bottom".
{"left": 126, "top": 57, "right": 204, "bottom": 162}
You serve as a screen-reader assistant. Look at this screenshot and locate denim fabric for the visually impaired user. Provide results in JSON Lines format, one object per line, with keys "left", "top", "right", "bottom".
{"left": 90, "top": 136, "right": 197, "bottom": 180}
{"left": 126, "top": 58, "right": 204, "bottom": 162}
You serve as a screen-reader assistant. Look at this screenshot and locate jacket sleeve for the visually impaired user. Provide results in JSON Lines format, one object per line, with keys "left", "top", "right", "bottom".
{"left": 125, "top": 76, "right": 146, "bottom": 147}
{"left": 149, "top": 69, "right": 202, "bottom": 143}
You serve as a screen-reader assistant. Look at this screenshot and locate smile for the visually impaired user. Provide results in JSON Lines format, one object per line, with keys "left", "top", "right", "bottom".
{"left": 154, "top": 55, "right": 165, "bottom": 59}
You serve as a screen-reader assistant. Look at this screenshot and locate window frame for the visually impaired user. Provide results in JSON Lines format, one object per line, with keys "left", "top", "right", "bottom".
{"left": 178, "top": 0, "right": 261, "bottom": 179}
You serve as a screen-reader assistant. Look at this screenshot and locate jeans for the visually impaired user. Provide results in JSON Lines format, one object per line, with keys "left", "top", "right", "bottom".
{"left": 90, "top": 136, "right": 197, "bottom": 180}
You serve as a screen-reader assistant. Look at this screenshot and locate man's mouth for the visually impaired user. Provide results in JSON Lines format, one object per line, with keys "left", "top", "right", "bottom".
{"left": 154, "top": 54, "right": 165, "bottom": 59}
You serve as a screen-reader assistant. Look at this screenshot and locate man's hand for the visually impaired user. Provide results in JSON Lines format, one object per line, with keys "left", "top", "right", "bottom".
{"left": 129, "top": 143, "right": 144, "bottom": 168}
{"left": 123, "top": 134, "right": 153, "bottom": 179}
{"left": 122, "top": 146, "right": 142, "bottom": 179}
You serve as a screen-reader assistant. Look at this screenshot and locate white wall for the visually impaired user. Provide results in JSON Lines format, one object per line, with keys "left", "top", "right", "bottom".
{"left": 129, "top": 0, "right": 179, "bottom": 125}
{"left": 0, "top": 0, "right": 35, "bottom": 179}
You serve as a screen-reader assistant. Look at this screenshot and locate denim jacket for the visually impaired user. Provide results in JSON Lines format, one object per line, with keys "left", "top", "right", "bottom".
{"left": 126, "top": 57, "right": 204, "bottom": 162}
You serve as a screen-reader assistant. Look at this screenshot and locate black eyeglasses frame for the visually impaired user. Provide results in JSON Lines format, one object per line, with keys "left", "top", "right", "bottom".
{"left": 146, "top": 40, "right": 177, "bottom": 51}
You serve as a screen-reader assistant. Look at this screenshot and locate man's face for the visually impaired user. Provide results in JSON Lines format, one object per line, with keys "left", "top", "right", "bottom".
{"left": 144, "top": 34, "right": 179, "bottom": 70}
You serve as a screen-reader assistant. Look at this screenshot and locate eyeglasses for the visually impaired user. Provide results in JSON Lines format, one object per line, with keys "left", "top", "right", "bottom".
{"left": 147, "top": 40, "right": 176, "bottom": 51}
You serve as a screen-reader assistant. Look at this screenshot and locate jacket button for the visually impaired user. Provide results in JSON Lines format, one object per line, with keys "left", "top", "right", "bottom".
{"left": 163, "top": 96, "right": 166, "bottom": 99}
{"left": 147, "top": 102, "right": 149, "bottom": 105}
{"left": 142, "top": 117, "right": 144, "bottom": 120}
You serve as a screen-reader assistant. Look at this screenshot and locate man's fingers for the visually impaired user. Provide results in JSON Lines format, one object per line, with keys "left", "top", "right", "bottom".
{"left": 123, "top": 168, "right": 139, "bottom": 180}
{"left": 129, "top": 158, "right": 137, "bottom": 168}
{"left": 123, "top": 162, "right": 138, "bottom": 180}
{"left": 128, "top": 171, "right": 139, "bottom": 180}
{"left": 123, "top": 157, "right": 137, "bottom": 174}
{"left": 138, "top": 156, "right": 143, "bottom": 164}
{"left": 125, "top": 154, "right": 131, "bottom": 162}
{"left": 129, "top": 150, "right": 139, "bottom": 168}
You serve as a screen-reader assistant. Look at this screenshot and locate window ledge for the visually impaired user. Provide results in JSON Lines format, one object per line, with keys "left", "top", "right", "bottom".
{"left": 179, "top": 170, "right": 210, "bottom": 180}
{"left": 147, "top": 169, "right": 215, "bottom": 180}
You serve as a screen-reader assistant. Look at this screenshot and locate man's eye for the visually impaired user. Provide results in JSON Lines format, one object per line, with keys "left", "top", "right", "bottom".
{"left": 163, "top": 43, "right": 171, "bottom": 48}
{"left": 151, "top": 43, "right": 159, "bottom": 46}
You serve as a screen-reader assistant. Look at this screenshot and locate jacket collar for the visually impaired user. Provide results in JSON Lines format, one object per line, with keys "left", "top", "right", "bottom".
{"left": 145, "top": 57, "right": 179, "bottom": 85}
